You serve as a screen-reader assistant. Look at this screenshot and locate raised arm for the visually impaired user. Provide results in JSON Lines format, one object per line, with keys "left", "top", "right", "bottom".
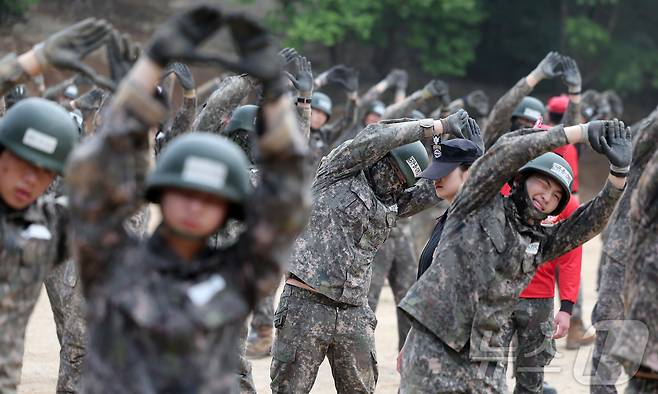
{"left": 285, "top": 55, "right": 314, "bottom": 140}
{"left": 382, "top": 79, "right": 450, "bottom": 119}
{"left": 483, "top": 52, "right": 562, "bottom": 149}
{"left": 156, "top": 63, "right": 198, "bottom": 153}
{"left": 2, "top": 18, "right": 112, "bottom": 95}
{"left": 67, "top": 58, "right": 166, "bottom": 288}
{"left": 317, "top": 110, "right": 468, "bottom": 182}
{"left": 559, "top": 56, "right": 582, "bottom": 126}
{"left": 191, "top": 74, "right": 258, "bottom": 134}
{"left": 67, "top": 6, "right": 223, "bottom": 288}
{"left": 542, "top": 121, "right": 632, "bottom": 261}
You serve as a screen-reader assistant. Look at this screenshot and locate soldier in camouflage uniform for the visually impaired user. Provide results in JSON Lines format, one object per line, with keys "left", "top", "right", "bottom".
{"left": 485, "top": 53, "right": 588, "bottom": 393}
{"left": 66, "top": 7, "right": 310, "bottom": 393}
{"left": 398, "top": 116, "right": 631, "bottom": 393}
{"left": 0, "top": 18, "right": 113, "bottom": 394}
{"left": 270, "top": 108, "right": 471, "bottom": 393}
{"left": 591, "top": 107, "right": 658, "bottom": 393}
{"left": 366, "top": 78, "right": 452, "bottom": 351}
{"left": 610, "top": 116, "right": 658, "bottom": 393}
{"left": 308, "top": 68, "right": 360, "bottom": 166}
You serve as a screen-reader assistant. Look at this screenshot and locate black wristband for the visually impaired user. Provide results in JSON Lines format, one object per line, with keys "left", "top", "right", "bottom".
{"left": 297, "top": 97, "right": 312, "bottom": 104}
{"left": 568, "top": 90, "right": 581, "bottom": 95}
{"left": 560, "top": 300, "right": 574, "bottom": 315}
{"left": 610, "top": 169, "right": 628, "bottom": 178}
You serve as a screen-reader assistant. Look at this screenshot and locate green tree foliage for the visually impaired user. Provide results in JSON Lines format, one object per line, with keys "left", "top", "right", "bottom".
{"left": 267, "top": 0, "right": 484, "bottom": 77}
{"left": 0, "top": 0, "right": 40, "bottom": 23}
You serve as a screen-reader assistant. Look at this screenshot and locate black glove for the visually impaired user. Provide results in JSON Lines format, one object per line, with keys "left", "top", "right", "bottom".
{"left": 107, "top": 29, "right": 140, "bottom": 88}
{"left": 162, "top": 62, "right": 195, "bottom": 91}
{"left": 279, "top": 47, "right": 298, "bottom": 65}
{"left": 285, "top": 55, "right": 313, "bottom": 93}
{"left": 462, "top": 117, "right": 484, "bottom": 153}
{"left": 423, "top": 79, "right": 450, "bottom": 106}
{"left": 530, "top": 51, "right": 562, "bottom": 80}
{"left": 560, "top": 55, "right": 581, "bottom": 94}
{"left": 146, "top": 5, "right": 223, "bottom": 67}
{"left": 385, "top": 69, "right": 406, "bottom": 87}
{"left": 219, "top": 14, "right": 285, "bottom": 87}
{"left": 599, "top": 119, "right": 632, "bottom": 175}
{"left": 440, "top": 109, "right": 468, "bottom": 139}
{"left": 464, "top": 90, "right": 489, "bottom": 116}
{"left": 326, "top": 65, "right": 359, "bottom": 92}
{"left": 582, "top": 120, "right": 613, "bottom": 153}
{"left": 34, "top": 18, "right": 114, "bottom": 90}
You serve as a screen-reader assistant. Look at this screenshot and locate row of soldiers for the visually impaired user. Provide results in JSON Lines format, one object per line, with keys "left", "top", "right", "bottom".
{"left": 0, "top": 4, "right": 655, "bottom": 394}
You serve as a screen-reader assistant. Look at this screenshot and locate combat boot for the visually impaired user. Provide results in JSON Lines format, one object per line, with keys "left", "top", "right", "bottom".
{"left": 566, "top": 317, "right": 595, "bottom": 350}
{"left": 246, "top": 326, "right": 273, "bottom": 359}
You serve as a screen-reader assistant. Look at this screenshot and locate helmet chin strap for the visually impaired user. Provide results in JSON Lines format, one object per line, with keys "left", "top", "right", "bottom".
{"left": 510, "top": 180, "right": 549, "bottom": 224}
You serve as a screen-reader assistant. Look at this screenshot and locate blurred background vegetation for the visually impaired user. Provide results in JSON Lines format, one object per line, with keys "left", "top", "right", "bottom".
{"left": 2, "top": 0, "right": 657, "bottom": 119}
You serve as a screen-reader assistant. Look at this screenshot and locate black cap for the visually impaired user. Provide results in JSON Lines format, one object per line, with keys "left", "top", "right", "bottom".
{"left": 418, "top": 139, "right": 482, "bottom": 180}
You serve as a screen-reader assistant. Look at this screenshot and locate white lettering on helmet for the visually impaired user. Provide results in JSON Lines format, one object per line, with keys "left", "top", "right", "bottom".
{"left": 22, "top": 128, "right": 57, "bottom": 154}
{"left": 550, "top": 163, "right": 573, "bottom": 186}
{"left": 525, "top": 242, "right": 539, "bottom": 255}
{"left": 405, "top": 156, "right": 422, "bottom": 177}
{"left": 523, "top": 108, "right": 541, "bottom": 120}
{"left": 182, "top": 156, "right": 228, "bottom": 189}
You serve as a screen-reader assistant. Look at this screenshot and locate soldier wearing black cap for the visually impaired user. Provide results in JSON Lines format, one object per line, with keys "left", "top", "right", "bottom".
{"left": 415, "top": 138, "right": 483, "bottom": 278}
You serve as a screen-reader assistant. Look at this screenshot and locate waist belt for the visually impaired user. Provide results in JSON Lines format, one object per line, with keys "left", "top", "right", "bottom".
{"left": 285, "top": 283, "right": 353, "bottom": 310}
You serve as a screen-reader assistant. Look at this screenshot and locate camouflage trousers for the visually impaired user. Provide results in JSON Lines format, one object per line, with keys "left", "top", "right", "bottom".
{"left": 270, "top": 284, "right": 378, "bottom": 394}
{"left": 399, "top": 323, "right": 507, "bottom": 393}
{"left": 625, "top": 375, "right": 658, "bottom": 393}
{"left": 237, "top": 321, "right": 256, "bottom": 394}
{"left": 590, "top": 253, "right": 625, "bottom": 393}
{"left": 45, "top": 259, "right": 86, "bottom": 394}
{"left": 367, "top": 227, "right": 417, "bottom": 351}
{"left": 508, "top": 298, "right": 556, "bottom": 394}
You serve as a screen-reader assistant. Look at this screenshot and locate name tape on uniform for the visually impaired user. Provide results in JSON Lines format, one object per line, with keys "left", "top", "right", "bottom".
{"left": 182, "top": 156, "right": 228, "bottom": 189}
{"left": 523, "top": 108, "right": 541, "bottom": 120}
{"left": 550, "top": 163, "right": 573, "bottom": 186}
{"left": 405, "top": 156, "right": 423, "bottom": 177}
{"left": 187, "top": 274, "right": 226, "bottom": 306}
{"left": 23, "top": 128, "right": 58, "bottom": 154}
{"left": 21, "top": 224, "right": 52, "bottom": 240}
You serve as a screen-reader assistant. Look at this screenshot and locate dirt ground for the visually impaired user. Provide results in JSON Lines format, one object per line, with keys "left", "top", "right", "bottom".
{"left": 18, "top": 234, "right": 628, "bottom": 393}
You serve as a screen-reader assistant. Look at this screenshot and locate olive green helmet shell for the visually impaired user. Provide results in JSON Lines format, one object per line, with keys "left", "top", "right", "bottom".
{"left": 311, "top": 92, "right": 332, "bottom": 119}
{"left": 518, "top": 152, "right": 573, "bottom": 215}
{"left": 225, "top": 105, "right": 259, "bottom": 135}
{"left": 0, "top": 97, "right": 78, "bottom": 174}
{"left": 368, "top": 100, "right": 386, "bottom": 117}
{"left": 389, "top": 141, "right": 430, "bottom": 187}
{"left": 512, "top": 96, "right": 545, "bottom": 123}
{"left": 145, "top": 133, "right": 252, "bottom": 219}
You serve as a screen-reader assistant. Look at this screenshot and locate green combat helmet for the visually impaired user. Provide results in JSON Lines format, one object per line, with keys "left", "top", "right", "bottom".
{"left": 368, "top": 100, "right": 386, "bottom": 117}
{"left": 225, "top": 105, "right": 259, "bottom": 135}
{"left": 518, "top": 152, "right": 573, "bottom": 215}
{"left": 389, "top": 141, "right": 430, "bottom": 187}
{"left": 145, "top": 132, "right": 253, "bottom": 219}
{"left": 512, "top": 96, "right": 545, "bottom": 123}
{"left": 224, "top": 105, "right": 259, "bottom": 163}
{"left": 0, "top": 97, "right": 78, "bottom": 174}
{"left": 311, "top": 92, "right": 332, "bottom": 120}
